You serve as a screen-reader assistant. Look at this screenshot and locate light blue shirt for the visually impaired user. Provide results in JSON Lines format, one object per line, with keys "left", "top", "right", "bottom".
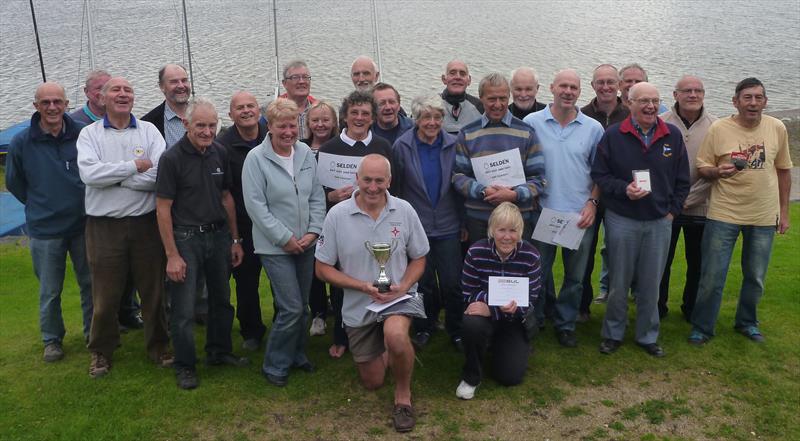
{"left": 523, "top": 105, "right": 603, "bottom": 212}
{"left": 163, "top": 103, "right": 186, "bottom": 148}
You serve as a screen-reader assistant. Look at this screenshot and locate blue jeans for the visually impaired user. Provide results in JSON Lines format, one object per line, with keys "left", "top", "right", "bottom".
{"left": 602, "top": 210, "right": 671, "bottom": 344}
{"left": 168, "top": 227, "right": 235, "bottom": 370}
{"left": 30, "top": 235, "right": 93, "bottom": 345}
{"left": 413, "top": 236, "right": 464, "bottom": 338}
{"left": 533, "top": 223, "right": 596, "bottom": 332}
{"left": 691, "top": 219, "right": 775, "bottom": 336}
{"left": 260, "top": 248, "right": 314, "bottom": 377}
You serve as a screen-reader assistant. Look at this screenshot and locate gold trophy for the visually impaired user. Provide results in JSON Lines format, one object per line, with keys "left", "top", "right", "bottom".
{"left": 364, "top": 240, "right": 398, "bottom": 293}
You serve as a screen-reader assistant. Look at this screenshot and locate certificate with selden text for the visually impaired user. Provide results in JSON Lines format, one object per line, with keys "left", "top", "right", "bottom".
{"left": 316, "top": 152, "right": 362, "bottom": 189}
{"left": 470, "top": 149, "right": 526, "bottom": 188}
{"left": 488, "top": 276, "right": 529, "bottom": 307}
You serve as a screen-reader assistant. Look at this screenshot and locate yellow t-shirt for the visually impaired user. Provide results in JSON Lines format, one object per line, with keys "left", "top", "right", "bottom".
{"left": 696, "top": 115, "right": 793, "bottom": 226}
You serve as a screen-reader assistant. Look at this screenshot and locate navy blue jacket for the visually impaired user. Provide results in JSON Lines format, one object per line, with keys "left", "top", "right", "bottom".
{"left": 591, "top": 116, "right": 690, "bottom": 220}
{"left": 391, "top": 128, "right": 462, "bottom": 238}
{"left": 5, "top": 113, "right": 87, "bottom": 238}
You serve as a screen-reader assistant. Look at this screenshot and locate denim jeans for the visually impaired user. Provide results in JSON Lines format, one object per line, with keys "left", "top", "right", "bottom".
{"left": 602, "top": 210, "right": 671, "bottom": 344}
{"left": 413, "top": 236, "right": 464, "bottom": 339}
{"left": 533, "top": 222, "right": 596, "bottom": 332}
{"left": 691, "top": 219, "right": 775, "bottom": 336}
{"left": 168, "top": 227, "right": 235, "bottom": 370}
{"left": 260, "top": 248, "right": 314, "bottom": 377}
{"left": 30, "top": 234, "right": 93, "bottom": 345}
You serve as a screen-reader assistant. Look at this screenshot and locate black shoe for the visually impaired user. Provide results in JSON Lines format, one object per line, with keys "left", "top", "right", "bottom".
{"left": 412, "top": 331, "right": 431, "bottom": 349}
{"left": 176, "top": 368, "right": 198, "bottom": 390}
{"left": 207, "top": 353, "right": 250, "bottom": 367}
{"left": 556, "top": 330, "right": 577, "bottom": 348}
{"left": 599, "top": 338, "right": 622, "bottom": 354}
{"left": 263, "top": 369, "right": 288, "bottom": 387}
{"left": 637, "top": 342, "right": 665, "bottom": 358}
{"left": 452, "top": 336, "right": 464, "bottom": 353}
{"left": 119, "top": 313, "right": 144, "bottom": 330}
{"left": 295, "top": 362, "right": 315, "bottom": 373}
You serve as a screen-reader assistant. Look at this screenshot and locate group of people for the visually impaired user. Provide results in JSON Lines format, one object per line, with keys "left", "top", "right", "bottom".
{"left": 5, "top": 55, "right": 792, "bottom": 433}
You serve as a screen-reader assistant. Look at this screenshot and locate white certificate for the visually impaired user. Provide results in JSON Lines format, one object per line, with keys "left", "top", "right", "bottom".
{"left": 366, "top": 294, "right": 411, "bottom": 313}
{"left": 316, "top": 152, "right": 362, "bottom": 189}
{"left": 488, "top": 276, "right": 529, "bottom": 307}
{"left": 470, "top": 149, "right": 526, "bottom": 188}
{"left": 532, "top": 207, "right": 585, "bottom": 250}
{"left": 633, "top": 169, "right": 652, "bottom": 192}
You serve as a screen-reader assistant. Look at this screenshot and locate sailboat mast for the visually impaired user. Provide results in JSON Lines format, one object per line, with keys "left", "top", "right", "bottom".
{"left": 371, "top": 0, "right": 383, "bottom": 80}
{"left": 85, "top": 0, "right": 96, "bottom": 70}
{"left": 181, "top": 0, "right": 196, "bottom": 96}
{"left": 29, "top": 0, "right": 46, "bottom": 82}
{"left": 272, "top": 0, "right": 280, "bottom": 98}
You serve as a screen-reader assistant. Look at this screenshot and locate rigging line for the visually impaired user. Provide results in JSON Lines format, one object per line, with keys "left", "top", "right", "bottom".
{"left": 85, "top": 0, "right": 95, "bottom": 70}
{"left": 29, "top": 0, "right": 46, "bottom": 82}
{"left": 181, "top": 0, "right": 196, "bottom": 96}
{"left": 74, "top": 0, "right": 87, "bottom": 106}
{"left": 272, "top": 0, "right": 280, "bottom": 98}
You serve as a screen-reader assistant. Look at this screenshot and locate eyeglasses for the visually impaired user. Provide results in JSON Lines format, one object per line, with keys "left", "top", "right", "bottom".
{"left": 37, "top": 99, "right": 66, "bottom": 107}
{"left": 632, "top": 98, "right": 660, "bottom": 106}
{"left": 676, "top": 88, "right": 705, "bottom": 94}
{"left": 285, "top": 75, "right": 311, "bottom": 82}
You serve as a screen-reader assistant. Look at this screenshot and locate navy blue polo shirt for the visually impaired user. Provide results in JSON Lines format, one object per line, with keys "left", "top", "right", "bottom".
{"left": 156, "top": 135, "right": 231, "bottom": 226}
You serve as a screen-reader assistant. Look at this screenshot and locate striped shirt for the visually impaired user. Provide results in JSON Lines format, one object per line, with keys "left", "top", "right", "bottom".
{"left": 452, "top": 111, "right": 546, "bottom": 220}
{"left": 461, "top": 238, "right": 541, "bottom": 321}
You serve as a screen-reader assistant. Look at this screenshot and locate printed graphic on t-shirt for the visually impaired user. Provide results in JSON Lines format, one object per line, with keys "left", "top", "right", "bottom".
{"left": 735, "top": 141, "right": 766, "bottom": 169}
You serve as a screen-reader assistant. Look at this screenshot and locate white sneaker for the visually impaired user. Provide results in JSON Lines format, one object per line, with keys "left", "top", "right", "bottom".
{"left": 455, "top": 380, "right": 477, "bottom": 400}
{"left": 309, "top": 317, "right": 327, "bottom": 336}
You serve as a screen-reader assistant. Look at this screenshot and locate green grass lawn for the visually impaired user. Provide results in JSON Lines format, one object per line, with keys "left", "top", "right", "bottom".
{"left": 0, "top": 205, "right": 798, "bottom": 441}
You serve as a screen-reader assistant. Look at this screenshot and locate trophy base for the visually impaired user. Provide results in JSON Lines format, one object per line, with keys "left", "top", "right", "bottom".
{"left": 373, "top": 281, "right": 391, "bottom": 293}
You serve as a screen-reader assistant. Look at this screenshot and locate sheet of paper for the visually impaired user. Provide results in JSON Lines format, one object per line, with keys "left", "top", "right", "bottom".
{"left": 552, "top": 215, "right": 586, "bottom": 250}
{"left": 470, "top": 149, "right": 526, "bottom": 188}
{"left": 488, "top": 276, "right": 529, "bottom": 307}
{"left": 316, "top": 152, "right": 362, "bottom": 189}
{"left": 532, "top": 207, "right": 582, "bottom": 248}
{"left": 633, "top": 169, "right": 652, "bottom": 192}
{"left": 366, "top": 294, "right": 411, "bottom": 313}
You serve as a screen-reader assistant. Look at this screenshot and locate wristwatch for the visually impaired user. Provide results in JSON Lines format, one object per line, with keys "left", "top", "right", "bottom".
{"left": 588, "top": 198, "right": 599, "bottom": 207}
{"left": 232, "top": 238, "right": 244, "bottom": 244}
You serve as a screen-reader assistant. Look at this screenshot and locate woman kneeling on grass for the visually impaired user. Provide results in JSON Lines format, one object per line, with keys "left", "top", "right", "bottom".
{"left": 456, "top": 202, "right": 542, "bottom": 400}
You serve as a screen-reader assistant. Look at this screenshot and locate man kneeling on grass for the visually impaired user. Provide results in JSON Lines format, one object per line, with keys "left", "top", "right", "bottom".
{"left": 315, "top": 154, "right": 429, "bottom": 433}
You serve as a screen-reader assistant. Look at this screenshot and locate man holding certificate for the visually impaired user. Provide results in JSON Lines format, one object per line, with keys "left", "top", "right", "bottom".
{"left": 590, "top": 82, "right": 690, "bottom": 358}
{"left": 315, "top": 154, "right": 429, "bottom": 432}
{"left": 452, "top": 72, "right": 546, "bottom": 244}
{"left": 524, "top": 69, "right": 604, "bottom": 348}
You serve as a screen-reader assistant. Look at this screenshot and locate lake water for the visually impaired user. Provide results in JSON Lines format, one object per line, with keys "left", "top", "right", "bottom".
{"left": 2, "top": 0, "right": 799, "bottom": 128}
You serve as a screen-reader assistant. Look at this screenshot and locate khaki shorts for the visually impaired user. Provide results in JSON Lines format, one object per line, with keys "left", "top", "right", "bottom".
{"left": 345, "top": 322, "right": 385, "bottom": 363}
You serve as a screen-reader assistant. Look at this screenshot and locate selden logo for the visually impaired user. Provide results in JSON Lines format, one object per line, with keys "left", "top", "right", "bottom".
{"left": 488, "top": 159, "right": 509, "bottom": 168}
{"left": 337, "top": 163, "right": 358, "bottom": 169}
{"left": 499, "top": 278, "right": 518, "bottom": 284}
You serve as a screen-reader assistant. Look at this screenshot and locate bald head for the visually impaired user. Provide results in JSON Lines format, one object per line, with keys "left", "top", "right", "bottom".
{"left": 629, "top": 82, "right": 658, "bottom": 101}
{"left": 351, "top": 56, "right": 379, "bottom": 91}
{"left": 228, "top": 91, "right": 260, "bottom": 130}
{"left": 34, "top": 82, "right": 67, "bottom": 103}
{"left": 33, "top": 82, "right": 68, "bottom": 134}
{"left": 628, "top": 82, "right": 660, "bottom": 131}
{"left": 357, "top": 153, "right": 391, "bottom": 178}
{"left": 550, "top": 69, "right": 581, "bottom": 111}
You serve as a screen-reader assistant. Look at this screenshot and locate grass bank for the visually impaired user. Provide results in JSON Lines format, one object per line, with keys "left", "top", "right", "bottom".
{"left": 0, "top": 205, "right": 797, "bottom": 441}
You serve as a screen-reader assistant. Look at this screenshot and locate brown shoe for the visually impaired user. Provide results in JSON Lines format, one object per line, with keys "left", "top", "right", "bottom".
{"left": 392, "top": 404, "right": 415, "bottom": 433}
{"left": 152, "top": 351, "right": 175, "bottom": 368}
{"left": 89, "top": 352, "right": 111, "bottom": 378}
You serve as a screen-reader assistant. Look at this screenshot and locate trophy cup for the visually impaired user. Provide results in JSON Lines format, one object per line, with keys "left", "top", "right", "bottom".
{"left": 364, "top": 240, "right": 398, "bottom": 293}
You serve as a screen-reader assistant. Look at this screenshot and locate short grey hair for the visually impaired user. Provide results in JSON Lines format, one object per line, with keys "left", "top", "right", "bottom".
{"left": 478, "top": 73, "right": 510, "bottom": 98}
{"left": 356, "top": 153, "right": 391, "bottom": 178}
{"left": 410, "top": 95, "right": 445, "bottom": 121}
{"left": 282, "top": 59, "right": 309, "bottom": 79}
{"left": 619, "top": 63, "right": 648, "bottom": 82}
{"left": 351, "top": 56, "right": 378, "bottom": 73}
{"left": 510, "top": 67, "right": 539, "bottom": 85}
{"left": 185, "top": 96, "right": 217, "bottom": 124}
{"left": 84, "top": 69, "right": 111, "bottom": 89}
